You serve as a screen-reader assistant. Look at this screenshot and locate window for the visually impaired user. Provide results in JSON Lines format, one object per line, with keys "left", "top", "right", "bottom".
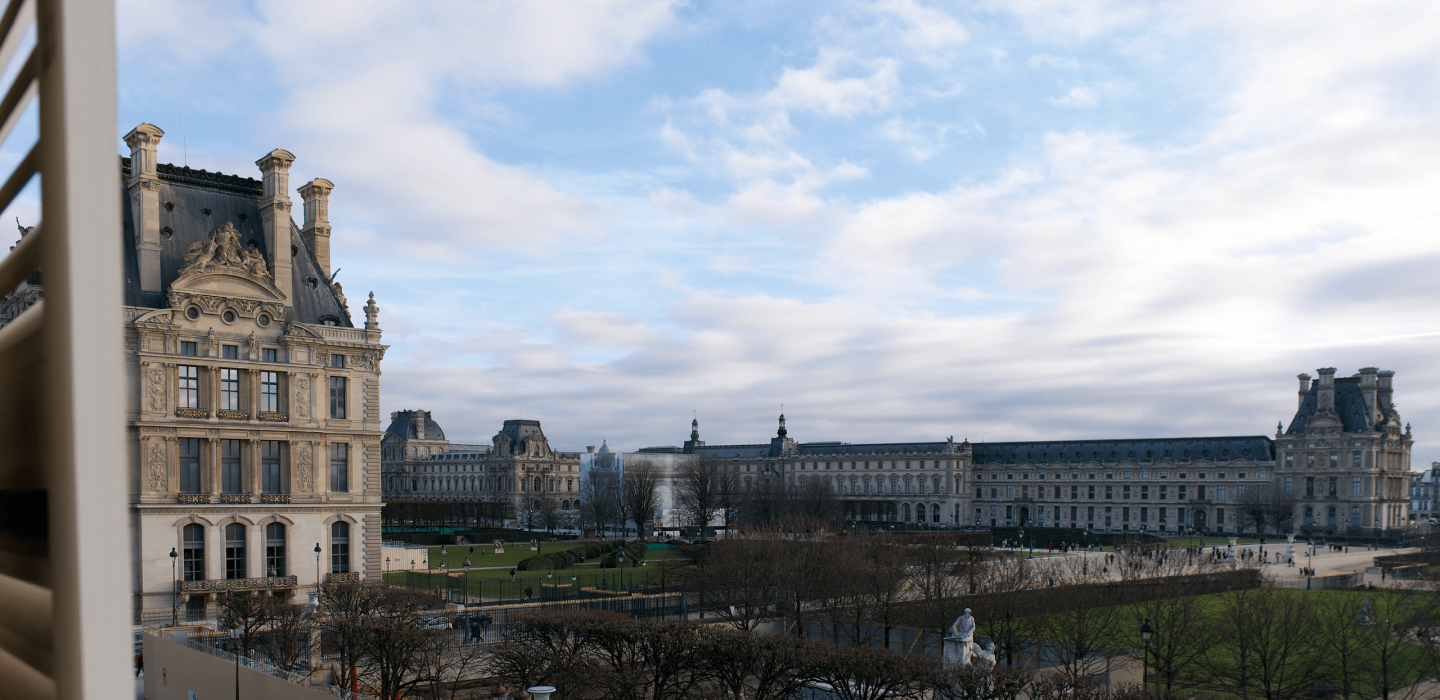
{"left": 1217, "top": 486, "right": 1225, "bottom": 501}
{"left": 330, "top": 354, "right": 345, "bottom": 369}
{"left": 225, "top": 523, "right": 246, "bottom": 579}
{"left": 331, "top": 521, "right": 350, "bottom": 573}
{"left": 1353, "top": 476, "right": 1362, "bottom": 496}
{"left": 1197, "top": 485, "right": 1206, "bottom": 500}
{"left": 262, "top": 441, "right": 282, "bottom": 493}
{"left": 265, "top": 523, "right": 286, "bottom": 577}
{"left": 261, "top": 371, "right": 279, "bottom": 413}
{"left": 263, "top": 348, "right": 278, "bottom": 363}
{"left": 1141, "top": 485, "right": 1149, "bottom": 499}
{"left": 180, "top": 341, "right": 197, "bottom": 356}
{"left": 330, "top": 443, "right": 348, "bottom": 492}
{"left": 1159, "top": 485, "right": 1167, "bottom": 499}
{"left": 179, "top": 438, "right": 201, "bottom": 493}
{"left": 329, "top": 376, "right": 347, "bottom": 419}
{"left": 1105, "top": 485, "right": 1113, "bottom": 500}
{"left": 1306, "top": 477, "right": 1314, "bottom": 497}
{"left": 221, "top": 440, "right": 242, "bottom": 494}
{"left": 1123, "top": 485, "right": 1131, "bottom": 499}
{"left": 222, "top": 344, "right": 238, "bottom": 360}
{"left": 1328, "top": 477, "right": 1337, "bottom": 498}
{"left": 183, "top": 523, "right": 205, "bottom": 581}
{"left": 1330, "top": 453, "right": 1338, "bottom": 468}
{"left": 1353, "top": 452, "right": 1361, "bottom": 468}
{"left": 1285, "top": 476, "right": 1293, "bottom": 495}
{"left": 1285, "top": 454, "right": 1293, "bottom": 468}
{"left": 178, "top": 365, "right": 199, "bottom": 409}
{"left": 1178, "top": 485, "right": 1187, "bottom": 499}
{"left": 220, "top": 368, "right": 240, "bottom": 410}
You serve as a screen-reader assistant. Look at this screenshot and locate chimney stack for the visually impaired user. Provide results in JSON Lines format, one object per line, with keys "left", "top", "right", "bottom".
{"left": 1316, "top": 367, "right": 1337, "bottom": 414}
{"left": 1378, "top": 370, "right": 1395, "bottom": 415}
{"left": 1297, "top": 373, "right": 1311, "bottom": 409}
{"left": 299, "top": 178, "right": 334, "bottom": 279}
{"left": 256, "top": 149, "right": 296, "bottom": 303}
{"left": 1357, "top": 368, "right": 1379, "bottom": 424}
{"left": 123, "top": 123, "right": 164, "bottom": 293}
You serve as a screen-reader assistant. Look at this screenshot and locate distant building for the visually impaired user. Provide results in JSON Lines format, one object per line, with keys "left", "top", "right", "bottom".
{"left": 642, "top": 367, "right": 1412, "bottom": 537}
{"left": 1412, "top": 464, "right": 1438, "bottom": 521}
{"left": 380, "top": 415, "right": 582, "bottom": 520}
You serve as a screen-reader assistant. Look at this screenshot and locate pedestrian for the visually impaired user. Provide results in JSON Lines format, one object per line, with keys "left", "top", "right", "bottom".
{"left": 134, "top": 651, "right": 143, "bottom": 678}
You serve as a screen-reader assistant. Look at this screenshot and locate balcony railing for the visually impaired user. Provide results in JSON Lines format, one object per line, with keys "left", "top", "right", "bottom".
{"left": 216, "top": 410, "right": 249, "bottom": 421}
{"left": 260, "top": 494, "right": 291, "bottom": 504}
{"left": 178, "top": 575, "right": 298, "bottom": 594}
{"left": 177, "top": 494, "right": 211, "bottom": 504}
{"left": 175, "top": 408, "right": 209, "bottom": 419}
{"left": 218, "top": 494, "right": 251, "bottom": 504}
{"left": 326, "top": 572, "right": 360, "bottom": 584}
{"left": 258, "top": 412, "right": 288, "bottom": 423}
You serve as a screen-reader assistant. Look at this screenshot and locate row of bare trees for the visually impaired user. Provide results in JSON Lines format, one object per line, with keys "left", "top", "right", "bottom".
{"left": 576, "top": 459, "right": 666, "bottom": 538}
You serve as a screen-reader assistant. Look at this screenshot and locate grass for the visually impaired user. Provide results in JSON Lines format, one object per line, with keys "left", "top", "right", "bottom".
{"left": 379, "top": 539, "right": 693, "bottom": 593}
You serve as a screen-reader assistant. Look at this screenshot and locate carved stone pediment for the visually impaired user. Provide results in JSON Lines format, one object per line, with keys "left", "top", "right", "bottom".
{"left": 170, "top": 223, "right": 287, "bottom": 307}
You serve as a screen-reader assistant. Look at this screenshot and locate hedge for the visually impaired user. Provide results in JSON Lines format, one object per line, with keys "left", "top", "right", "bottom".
{"left": 516, "top": 540, "right": 627, "bottom": 572}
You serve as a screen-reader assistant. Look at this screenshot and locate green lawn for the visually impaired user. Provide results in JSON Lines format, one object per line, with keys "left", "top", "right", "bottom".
{"left": 380, "top": 540, "right": 692, "bottom": 594}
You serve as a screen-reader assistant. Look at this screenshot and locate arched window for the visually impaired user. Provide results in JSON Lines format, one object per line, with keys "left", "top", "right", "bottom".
{"left": 561, "top": 499, "right": 570, "bottom": 510}
{"left": 902, "top": 503, "right": 912, "bottom": 522}
{"left": 931, "top": 503, "right": 941, "bottom": 523}
{"left": 265, "top": 523, "right": 286, "bottom": 577}
{"left": 331, "top": 521, "right": 350, "bottom": 574}
{"left": 224, "top": 523, "right": 246, "bottom": 579}
{"left": 182, "top": 523, "right": 205, "bottom": 581}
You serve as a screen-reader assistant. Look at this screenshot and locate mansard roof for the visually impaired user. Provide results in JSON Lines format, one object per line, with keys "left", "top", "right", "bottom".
{"left": 690, "top": 444, "right": 770, "bottom": 459}
{"left": 1287, "top": 377, "right": 1386, "bottom": 434}
{"left": 119, "top": 156, "right": 353, "bottom": 326}
{"left": 971, "top": 435, "right": 1275, "bottom": 465}
{"left": 796, "top": 441, "right": 951, "bottom": 456}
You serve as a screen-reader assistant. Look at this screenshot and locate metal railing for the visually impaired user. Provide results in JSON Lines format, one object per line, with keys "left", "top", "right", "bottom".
{"left": 0, "top": 0, "right": 124, "bottom": 698}
{"left": 178, "top": 576, "right": 298, "bottom": 593}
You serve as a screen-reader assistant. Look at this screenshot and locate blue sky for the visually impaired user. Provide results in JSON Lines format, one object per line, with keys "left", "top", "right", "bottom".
{"left": 97, "top": 0, "right": 1440, "bottom": 461}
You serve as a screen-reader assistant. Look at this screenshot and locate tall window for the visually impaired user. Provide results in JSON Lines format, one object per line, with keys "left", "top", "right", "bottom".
{"left": 331, "top": 521, "right": 350, "bottom": 573}
{"left": 225, "top": 523, "right": 246, "bottom": 579}
{"left": 330, "top": 443, "right": 348, "bottom": 492}
{"left": 220, "top": 368, "right": 240, "bottom": 410}
{"left": 177, "top": 365, "right": 199, "bottom": 408}
{"left": 329, "top": 376, "right": 346, "bottom": 419}
{"left": 221, "top": 440, "right": 242, "bottom": 494}
{"left": 183, "top": 523, "right": 205, "bottom": 581}
{"left": 179, "top": 438, "right": 201, "bottom": 493}
{"left": 1353, "top": 476, "right": 1362, "bottom": 496}
{"left": 1284, "top": 476, "right": 1293, "bottom": 494}
{"left": 262, "top": 441, "right": 282, "bottom": 493}
{"left": 260, "top": 371, "right": 279, "bottom": 412}
{"left": 265, "top": 523, "right": 286, "bottom": 577}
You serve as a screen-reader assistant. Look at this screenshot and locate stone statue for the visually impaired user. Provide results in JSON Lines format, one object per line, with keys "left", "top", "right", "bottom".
{"left": 944, "top": 608, "right": 983, "bottom": 666}
{"left": 1356, "top": 600, "right": 1375, "bottom": 625}
{"left": 178, "top": 222, "right": 272, "bottom": 282}
{"left": 332, "top": 282, "right": 350, "bottom": 316}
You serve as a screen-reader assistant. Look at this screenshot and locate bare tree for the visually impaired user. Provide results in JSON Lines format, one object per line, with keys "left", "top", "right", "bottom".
{"left": 1202, "top": 585, "right": 1321, "bottom": 700}
{"left": 536, "top": 493, "right": 563, "bottom": 534}
{"left": 623, "top": 458, "right": 664, "bottom": 539}
{"left": 252, "top": 598, "right": 312, "bottom": 675}
{"left": 216, "top": 590, "right": 276, "bottom": 656}
{"left": 685, "top": 535, "right": 783, "bottom": 631}
{"left": 580, "top": 470, "right": 622, "bottom": 538}
{"left": 677, "top": 456, "right": 722, "bottom": 540}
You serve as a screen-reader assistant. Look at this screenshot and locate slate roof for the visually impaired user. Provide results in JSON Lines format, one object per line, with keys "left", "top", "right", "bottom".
{"left": 690, "top": 444, "right": 770, "bottom": 459}
{"left": 796, "top": 441, "right": 951, "bottom": 456}
{"left": 970, "top": 436, "right": 1275, "bottom": 465}
{"left": 1286, "top": 377, "right": 1384, "bottom": 434}
{"left": 119, "top": 156, "right": 353, "bottom": 326}
{"left": 385, "top": 410, "right": 447, "bottom": 441}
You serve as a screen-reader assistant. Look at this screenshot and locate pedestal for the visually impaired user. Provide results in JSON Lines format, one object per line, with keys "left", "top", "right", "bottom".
{"left": 943, "top": 637, "right": 972, "bottom": 666}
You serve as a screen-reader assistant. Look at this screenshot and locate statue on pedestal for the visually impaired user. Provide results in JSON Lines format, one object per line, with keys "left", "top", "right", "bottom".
{"left": 944, "top": 608, "right": 993, "bottom": 666}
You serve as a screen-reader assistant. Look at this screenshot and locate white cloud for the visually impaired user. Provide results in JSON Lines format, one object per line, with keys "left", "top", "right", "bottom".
{"left": 1050, "top": 86, "right": 1098, "bottom": 107}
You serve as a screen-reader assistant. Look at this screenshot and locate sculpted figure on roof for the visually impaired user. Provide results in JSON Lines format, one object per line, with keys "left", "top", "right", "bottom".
{"left": 179, "top": 222, "right": 272, "bottom": 283}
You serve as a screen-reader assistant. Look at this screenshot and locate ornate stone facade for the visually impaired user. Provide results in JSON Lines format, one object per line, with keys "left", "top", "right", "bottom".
{"left": 110, "top": 124, "right": 388, "bottom": 623}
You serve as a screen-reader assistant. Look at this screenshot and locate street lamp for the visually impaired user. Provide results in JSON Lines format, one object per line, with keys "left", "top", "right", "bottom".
{"left": 314, "top": 543, "right": 322, "bottom": 592}
{"left": 229, "top": 618, "right": 241, "bottom": 700}
{"left": 463, "top": 557, "right": 472, "bottom": 643}
{"left": 169, "top": 547, "right": 178, "bottom": 626}
{"left": 1140, "top": 618, "right": 1153, "bottom": 691}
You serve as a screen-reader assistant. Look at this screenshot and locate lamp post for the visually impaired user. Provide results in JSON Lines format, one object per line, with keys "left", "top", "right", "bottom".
{"left": 314, "top": 543, "right": 322, "bottom": 593}
{"left": 169, "top": 547, "right": 179, "bottom": 626}
{"left": 463, "top": 557, "right": 471, "bottom": 643}
{"left": 1140, "top": 618, "right": 1153, "bottom": 691}
{"left": 229, "top": 618, "right": 241, "bottom": 700}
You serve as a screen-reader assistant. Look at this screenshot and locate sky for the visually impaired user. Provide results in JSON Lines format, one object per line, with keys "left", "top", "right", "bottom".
{"left": 88, "top": 1, "right": 1440, "bottom": 459}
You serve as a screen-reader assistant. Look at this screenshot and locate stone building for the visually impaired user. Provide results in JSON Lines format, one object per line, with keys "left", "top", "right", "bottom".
{"left": 657, "top": 367, "right": 1411, "bottom": 537}
{"left": 380, "top": 416, "right": 583, "bottom": 518}
{"left": 110, "top": 124, "right": 387, "bottom": 622}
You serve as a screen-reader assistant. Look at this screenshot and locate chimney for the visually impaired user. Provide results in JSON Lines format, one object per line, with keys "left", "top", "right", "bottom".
{"left": 1316, "top": 367, "right": 1337, "bottom": 414}
{"left": 1297, "top": 373, "right": 1311, "bottom": 409}
{"left": 298, "top": 178, "right": 334, "bottom": 279}
{"left": 411, "top": 411, "right": 424, "bottom": 438}
{"left": 1378, "top": 370, "right": 1395, "bottom": 414}
{"left": 1357, "top": 367, "right": 1379, "bottom": 425}
{"left": 123, "top": 123, "right": 164, "bottom": 293}
{"left": 587, "top": 446, "right": 595, "bottom": 453}
{"left": 256, "top": 149, "right": 296, "bottom": 303}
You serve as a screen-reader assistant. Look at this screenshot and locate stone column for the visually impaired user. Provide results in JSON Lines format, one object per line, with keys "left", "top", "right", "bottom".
{"left": 248, "top": 438, "right": 262, "bottom": 496}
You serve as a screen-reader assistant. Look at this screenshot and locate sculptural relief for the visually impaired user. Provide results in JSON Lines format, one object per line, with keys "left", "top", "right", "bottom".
{"left": 178, "top": 222, "right": 272, "bottom": 282}
{"left": 294, "top": 374, "right": 312, "bottom": 419}
{"left": 296, "top": 447, "right": 313, "bottom": 492}
{"left": 147, "top": 367, "right": 166, "bottom": 411}
{"left": 147, "top": 442, "right": 167, "bottom": 491}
